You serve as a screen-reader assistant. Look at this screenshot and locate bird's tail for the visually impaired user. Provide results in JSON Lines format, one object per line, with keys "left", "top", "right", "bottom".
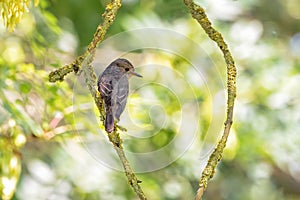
{"left": 105, "top": 110, "right": 114, "bottom": 133}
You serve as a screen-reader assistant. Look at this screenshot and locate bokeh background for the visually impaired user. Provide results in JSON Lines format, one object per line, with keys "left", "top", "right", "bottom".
{"left": 1, "top": 0, "right": 300, "bottom": 200}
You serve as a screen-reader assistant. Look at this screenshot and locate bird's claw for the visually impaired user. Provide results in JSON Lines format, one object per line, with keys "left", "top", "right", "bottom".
{"left": 116, "top": 125, "right": 127, "bottom": 132}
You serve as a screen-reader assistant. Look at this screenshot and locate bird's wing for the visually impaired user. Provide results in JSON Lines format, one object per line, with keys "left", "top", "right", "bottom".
{"left": 98, "top": 74, "right": 114, "bottom": 107}
{"left": 114, "top": 76, "right": 129, "bottom": 121}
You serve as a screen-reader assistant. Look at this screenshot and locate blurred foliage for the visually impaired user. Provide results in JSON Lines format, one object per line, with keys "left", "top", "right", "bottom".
{"left": 1, "top": 0, "right": 300, "bottom": 200}
{"left": 0, "top": 0, "right": 39, "bottom": 32}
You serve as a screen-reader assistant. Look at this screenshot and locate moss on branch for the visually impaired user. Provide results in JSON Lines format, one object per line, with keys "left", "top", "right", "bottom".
{"left": 183, "top": 0, "right": 237, "bottom": 199}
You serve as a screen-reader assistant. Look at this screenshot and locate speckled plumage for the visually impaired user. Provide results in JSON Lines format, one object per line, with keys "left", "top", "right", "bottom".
{"left": 98, "top": 58, "right": 142, "bottom": 133}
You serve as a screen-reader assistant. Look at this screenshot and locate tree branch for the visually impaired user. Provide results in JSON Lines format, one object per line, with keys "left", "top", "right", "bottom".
{"left": 49, "top": 0, "right": 122, "bottom": 83}
{"left": 48, "top": 1, "right": 147, "bottom": 199}
{"left": 183, "top": 0, "right": 237, "bottom": 199}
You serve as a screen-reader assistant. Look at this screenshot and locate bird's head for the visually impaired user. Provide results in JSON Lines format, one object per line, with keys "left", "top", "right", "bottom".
{"left": 114, "top": 58, "right": 142, "bottom": 78}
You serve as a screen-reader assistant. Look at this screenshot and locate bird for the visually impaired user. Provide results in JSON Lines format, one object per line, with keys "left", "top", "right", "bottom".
{"left": 97, "top": 58, "right": 142, "bottom": 133}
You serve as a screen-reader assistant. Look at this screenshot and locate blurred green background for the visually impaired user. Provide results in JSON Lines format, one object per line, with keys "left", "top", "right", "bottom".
{"left": 1, "top": 0, "right": 300, "bottom": 199}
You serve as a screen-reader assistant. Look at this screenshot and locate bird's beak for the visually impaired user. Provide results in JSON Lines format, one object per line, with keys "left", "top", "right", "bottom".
{"left": 131, "top": 71, "right": 143, "bottom": 78}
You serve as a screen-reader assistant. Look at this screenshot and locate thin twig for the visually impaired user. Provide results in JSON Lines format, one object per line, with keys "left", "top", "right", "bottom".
{"left": 107, "top": 131, "right": 147, "bottom": 200}
{"left": 49, "top": 0, "right": 122, "bottom": 83}
{"left": 48, "top": 1, "right": 147, "bottom": 199}
{"left": 183, "top": 0, "right": 237, "bottom": 199}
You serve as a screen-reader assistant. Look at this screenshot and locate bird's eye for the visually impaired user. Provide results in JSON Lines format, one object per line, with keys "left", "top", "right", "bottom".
{"left": 125, "top": 68, "right": 129, "bottom": 71}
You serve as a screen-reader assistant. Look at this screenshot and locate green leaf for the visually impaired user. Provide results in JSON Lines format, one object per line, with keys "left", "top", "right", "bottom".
{"left": 19, "top": 82, "right": 32, "bottom": 94}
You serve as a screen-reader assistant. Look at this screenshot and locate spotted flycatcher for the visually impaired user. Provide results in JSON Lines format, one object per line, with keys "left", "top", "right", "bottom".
{"left": 98, "top": 58, "right": 142, "bottom": 133}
